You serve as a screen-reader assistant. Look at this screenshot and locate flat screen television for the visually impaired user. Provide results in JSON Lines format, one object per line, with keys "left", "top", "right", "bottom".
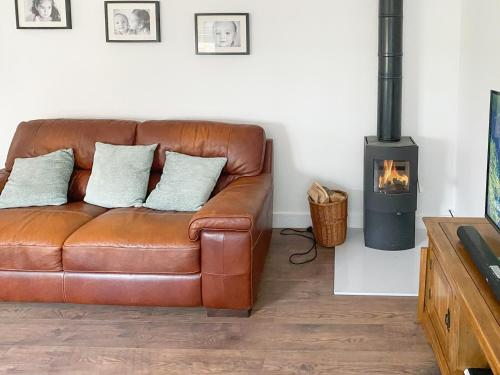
{"left": 486, "top": 90, "right": 500, "bottom": 233}
{"left": 457, "top": 90, "right": 500, "bottom": 303}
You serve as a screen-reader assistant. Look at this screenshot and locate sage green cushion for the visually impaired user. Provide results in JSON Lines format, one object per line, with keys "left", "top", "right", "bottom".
{"left": 0, "top": 149, "right": 74, "bottom": 209}
{"left": 84, "top": 142, "right": 157, "bottom": 208}
{"left": 144, "top": 151, "right": 227, "bottom": 211}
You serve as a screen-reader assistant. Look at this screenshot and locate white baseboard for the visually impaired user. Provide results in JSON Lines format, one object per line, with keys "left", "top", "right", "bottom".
{"left": 333, "top": 292, "right": 418, "bottom": 297}
{"left": 273, "top": 211, "right": 363, "bottom": 228}
{"left": 273, "top": 212, "right": 311, "bottom": 228}
{"left": 273, "top": 211, "right": 426, "bottom": 229}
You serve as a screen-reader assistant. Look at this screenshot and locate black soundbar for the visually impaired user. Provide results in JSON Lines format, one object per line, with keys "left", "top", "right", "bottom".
{"left": 457, "top": 226, "right": 500, "bottom": 303}
{"left": 464, "top": 369, "right": 493, "bottom": 375}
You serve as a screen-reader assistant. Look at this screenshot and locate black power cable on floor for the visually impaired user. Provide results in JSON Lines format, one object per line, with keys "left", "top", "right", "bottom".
{"left": 280, "top": 227, "right": 318, "bottom": 265}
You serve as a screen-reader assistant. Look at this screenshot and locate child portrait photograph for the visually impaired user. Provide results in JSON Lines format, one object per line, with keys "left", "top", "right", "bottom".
{"left": 195, "top": 13, "right": 250, "bottom": 55}
{"left": 15, "top": 0, "right": 72, "bottom": 29}
{"left": 105, "top": 1, "right": 160, "bottom": 42}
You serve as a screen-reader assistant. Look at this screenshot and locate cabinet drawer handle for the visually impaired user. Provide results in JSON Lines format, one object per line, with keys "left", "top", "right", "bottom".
{"left": 444, "top": 308, "right": 451, "bottom": 331}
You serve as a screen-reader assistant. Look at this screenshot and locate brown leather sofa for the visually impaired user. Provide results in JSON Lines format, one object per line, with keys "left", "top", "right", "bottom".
{"left": 0, "top": 119, "right": 273, "bottom": 317}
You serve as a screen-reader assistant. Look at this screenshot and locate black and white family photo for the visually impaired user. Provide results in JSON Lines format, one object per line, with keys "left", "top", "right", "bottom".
{"left": 195, "top": 13, "right": 249, "bottom": 55}
{"left": 105, "top": 1, "right": 160, "bottom": 42}
{"left": 15, "top": 0, "right": 72, "bottom": 29}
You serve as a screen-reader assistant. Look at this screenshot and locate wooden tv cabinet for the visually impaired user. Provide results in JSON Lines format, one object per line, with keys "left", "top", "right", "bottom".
{"left": 419, "top": 218, "right": 500, "bottom": 375}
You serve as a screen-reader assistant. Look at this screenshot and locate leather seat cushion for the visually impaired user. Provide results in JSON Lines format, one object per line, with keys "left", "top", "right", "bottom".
{"left": 63, "top": 208, "right": 200, "bottom": 275}
{"left": 0, "top": 203, "right": 107, "bottom": 272}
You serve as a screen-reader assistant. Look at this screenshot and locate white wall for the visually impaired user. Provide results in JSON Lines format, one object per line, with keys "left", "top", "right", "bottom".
{"left": 0, "top": 0, "right": 463, "bottom": 227}
{"left": 455, "top": 0, "right": 500, "bottom": 216}
{"left": 403, "top": 0, "right": 462, "bottom": 224}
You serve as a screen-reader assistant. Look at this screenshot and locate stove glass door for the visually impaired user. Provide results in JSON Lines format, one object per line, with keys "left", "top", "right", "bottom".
{"left": 374, "top": 159, "right": 410, "bottom": 194}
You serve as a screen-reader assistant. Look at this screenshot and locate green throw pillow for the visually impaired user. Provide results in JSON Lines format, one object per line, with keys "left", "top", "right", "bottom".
{"left": 84, "top": 142, "right": 157, "bottom": 208}
{"left": 0, "top": 149, "right": 74, "bottom": 209}
{"left": 144, "top": 151, "right": 227, "bottom": 211}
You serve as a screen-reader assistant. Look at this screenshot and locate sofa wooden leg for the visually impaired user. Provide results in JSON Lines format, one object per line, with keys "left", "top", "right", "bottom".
{"left": 206, "top": 308, "right": 252, "bottom": 318}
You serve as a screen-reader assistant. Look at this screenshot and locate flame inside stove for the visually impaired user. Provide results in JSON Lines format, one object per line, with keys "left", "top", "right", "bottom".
{"left": 378, "top": 160, "right": 409, "bottom": 190}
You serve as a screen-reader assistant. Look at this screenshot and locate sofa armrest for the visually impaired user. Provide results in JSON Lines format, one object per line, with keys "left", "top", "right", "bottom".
{"left": 190, "top": 173, "right": 273, "bottom": 313}
{"left": 188, "top": 173, "right": 272, "bottom": 241}
{"left": 0, "top": 169, "right": 9, "bottom": 194}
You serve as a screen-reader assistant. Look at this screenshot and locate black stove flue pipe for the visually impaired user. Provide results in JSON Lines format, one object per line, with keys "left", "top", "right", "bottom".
{"left": 377, "top": 0, "right": 403, "bottom": 142}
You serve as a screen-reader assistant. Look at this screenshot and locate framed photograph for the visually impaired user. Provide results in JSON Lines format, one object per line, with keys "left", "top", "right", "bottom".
{"left": 195, "top": 13, "right": 250, "bottom": 55}
{"left": 15, "top": 0, "right": 72, "bottom": 29}
{"left": 105, "top": 1, "right": 160, "bottom": 42}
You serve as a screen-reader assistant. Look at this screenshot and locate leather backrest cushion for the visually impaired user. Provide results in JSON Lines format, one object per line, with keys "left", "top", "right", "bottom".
{"left": 68, "top": 169, "right": 90, "bottom": 201}
{"left": 6, "top": 119, "right": 138, "bottom": 171}
{"left": 136, "top": 121, "right": 266, "bottom": 177}
{"left": 147, "top": 172, "right": 162, "bottom": 194}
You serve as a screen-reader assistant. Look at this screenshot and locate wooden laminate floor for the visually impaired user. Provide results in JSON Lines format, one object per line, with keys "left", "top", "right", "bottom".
{"left": 0, "top": 230, "right": 439, "bottom": 375}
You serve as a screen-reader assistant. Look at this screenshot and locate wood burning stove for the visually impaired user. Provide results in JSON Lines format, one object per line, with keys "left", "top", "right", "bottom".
{"left": 364, "top": 137, "right": 418, "bottom": 250}
{"left": 364, "top": 0, "right": 419, "bottom": 250}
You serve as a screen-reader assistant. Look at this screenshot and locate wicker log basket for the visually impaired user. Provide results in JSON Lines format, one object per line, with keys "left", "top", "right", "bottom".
{"left": 308, "top": 188, "right": 348, "bottom": 248}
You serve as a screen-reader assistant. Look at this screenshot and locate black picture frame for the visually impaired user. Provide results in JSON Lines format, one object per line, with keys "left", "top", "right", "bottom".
{"left": 195, "top": 13, "right": 250, "bottom": 55}
{"left": 15, "top": 0, "right": 72, "bottom": 29}
{"left": 104, "top": 1, "right": 161, "bottom": 43}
